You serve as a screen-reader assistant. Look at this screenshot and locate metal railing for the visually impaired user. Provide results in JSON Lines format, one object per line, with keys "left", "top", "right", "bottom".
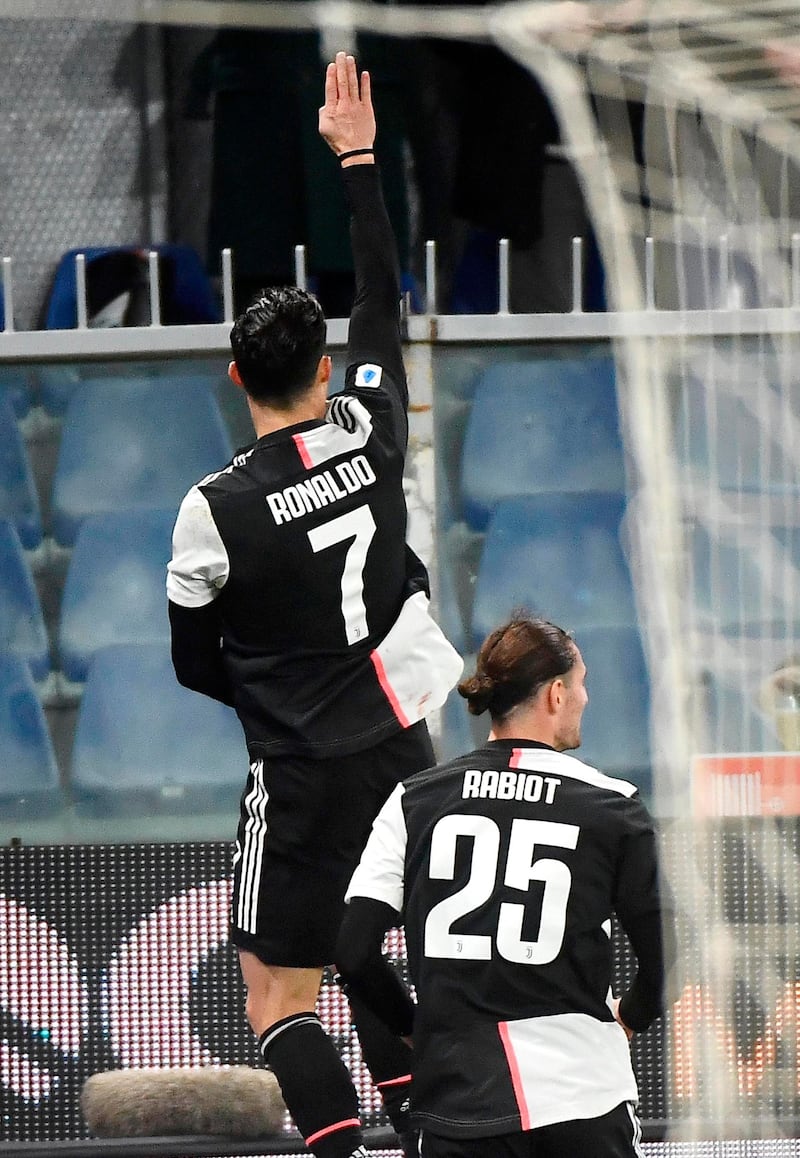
{"left": 3, "top": 238, "right": 800, "bottom": 363}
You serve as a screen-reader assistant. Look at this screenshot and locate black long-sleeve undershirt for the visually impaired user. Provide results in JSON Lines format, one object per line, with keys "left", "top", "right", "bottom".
{"left": 168, "top": 599, "right": 235, "bottom": 707}
{"left": 336, "top": 897, "right": 416, "bottom": 1037}
{"left": 341, "top": 163, "right": 408, "bottom": 450}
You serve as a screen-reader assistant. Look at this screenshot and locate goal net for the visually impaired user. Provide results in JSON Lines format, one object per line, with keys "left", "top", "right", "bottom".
{"left": 488, "top": 0, "right": 800, "bottom": 1143}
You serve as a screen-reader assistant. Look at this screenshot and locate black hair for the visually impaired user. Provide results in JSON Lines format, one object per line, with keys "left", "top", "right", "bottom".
{"left": 229, "top": 286, "right": 327, "bottom": 405}
{"left": 458, "top": 614, "right": 577, "bottom": 719}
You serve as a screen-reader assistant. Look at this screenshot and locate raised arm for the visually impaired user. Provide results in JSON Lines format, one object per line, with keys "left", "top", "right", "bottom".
{"left": 319, "top": 53, "right": 408, "bottom": 440}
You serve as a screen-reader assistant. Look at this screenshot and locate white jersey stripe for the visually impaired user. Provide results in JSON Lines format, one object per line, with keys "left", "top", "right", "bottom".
{"left": 369, "top": 591, "right": 463, "bottom": 727}
{"left": 498, "top": 1012, "right": 638, "bottom": 1130}
{"left": 510, "top": 747, "right": 639, "bottom": 797}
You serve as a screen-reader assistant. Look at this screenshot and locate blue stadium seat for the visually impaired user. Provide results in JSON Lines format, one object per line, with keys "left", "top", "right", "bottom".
{"left": 0, "top": 366, "right": 34, "bottom": 420}
{"left": 51, "top": 378, "right": 233, "bottom": 546}
{"left": 44, "top": 244, "right": 220, "bottom": 330}
{"left": 470, "top": 490, "right": 639, "bottom": 653}
{"left": 572, "top": 625, "right": 651, "bottom": 796}
{"left": 678, "top": 371, "right": 800, "bottom": 494}
{"left": 0, "top": 652, "right": 61, "bottom": 820}
{"left": 70, "top": 643, "right": 246, "bottom": 817}
{"left": 0, "top": 393, "right": 43, "bottom": 549}
{"left": 460, "top": 356, "right": 625, "bottom": 530}
{"left": 58, "top": 509, "right": 175, "bottom": 683}
{"left": 38, "top": 364, "right": 226, "bottom": 419}
{"left": 470, "top": 493, "right": 636, "bottom": 650}
{"left": 0, "top": 518, "right": 50, "bottom": 681}
{"left": 689, "top": 520, "right": 800, "bottom": 635}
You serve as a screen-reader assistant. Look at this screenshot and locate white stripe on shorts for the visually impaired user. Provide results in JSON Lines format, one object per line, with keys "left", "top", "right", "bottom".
{"left": 235, "top": 759, "right": 269, "bottom": 934}
{"left": 626, "top": 1101, "right": 644, "bottom": 1157}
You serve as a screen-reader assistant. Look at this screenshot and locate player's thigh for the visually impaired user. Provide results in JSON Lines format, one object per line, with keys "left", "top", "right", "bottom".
{"left": 328, "top": 720, "right": 435, "bottom": 861}
{"left": 536, "top": 1101, "right": 643, "bottom": 1158}
{"left": 421, "top": 1131, "right": 531, "bottom": 1158}
{"left": 230, "top": 726, "right": 433, "bottom": 966}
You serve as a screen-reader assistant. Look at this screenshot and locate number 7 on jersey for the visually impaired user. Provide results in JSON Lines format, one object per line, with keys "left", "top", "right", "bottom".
{"left": 307, "top": 505, "right": 377, "bottom": 645}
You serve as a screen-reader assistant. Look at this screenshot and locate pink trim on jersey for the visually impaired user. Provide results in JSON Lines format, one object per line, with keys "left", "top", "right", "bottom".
{"left": 376, "top": 1073, "right": 412, "bottom": 1089}
{"left": 498, "top": 1021, "right": 532, "bottom": 1131}
{"left": 509, "top": 748, "right": 523, "bottom": 769}
{"left": 370, "top": 649, "right": 412, "bottom": 728}
{"left": 292, "top": 432, "right": 314, "bottom": 469}
{"left": 305, "top": 1118, "right": 361, "bottom": 1146}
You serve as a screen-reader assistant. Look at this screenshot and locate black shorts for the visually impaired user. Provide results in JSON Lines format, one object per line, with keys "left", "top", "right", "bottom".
{"left": 229, "top": 721, "right": 434, "bottom": 968}
{"left": 421, "top": 1103, "right": 643, "bottom": 1158}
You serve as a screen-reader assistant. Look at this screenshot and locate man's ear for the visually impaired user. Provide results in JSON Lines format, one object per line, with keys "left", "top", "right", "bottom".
{"left": 546, "top": 678, "right": 564, "bottom": 714}
{"left": 228, "top": 360, "right": 244, "bottom": 389}
{"left": 318, "top": 353, "right": 332, "bottom": 387}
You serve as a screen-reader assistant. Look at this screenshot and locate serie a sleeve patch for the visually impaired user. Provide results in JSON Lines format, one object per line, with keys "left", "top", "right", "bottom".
{"left": 356, "top": 363, "right": 383, "bottom": 389}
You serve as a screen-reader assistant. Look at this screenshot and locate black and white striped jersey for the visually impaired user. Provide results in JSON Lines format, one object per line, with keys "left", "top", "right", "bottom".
{"left": 167, "top": 165, "right": 462, "bottom": 758}
{"left": 345, "top": 740, "right": 666, "bottom": 1137}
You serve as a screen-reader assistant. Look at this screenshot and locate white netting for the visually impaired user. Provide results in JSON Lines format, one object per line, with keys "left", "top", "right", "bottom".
{"left": 489, "top": 3, "right": 800, "bottom": 1141}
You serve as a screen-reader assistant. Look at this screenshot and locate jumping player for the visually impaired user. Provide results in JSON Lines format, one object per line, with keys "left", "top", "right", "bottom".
{"left": 167, "top": 53, "right": 462, "bottom": 1158}
{"left": 337, "top": 616, "right": 678, "bottom": 1158}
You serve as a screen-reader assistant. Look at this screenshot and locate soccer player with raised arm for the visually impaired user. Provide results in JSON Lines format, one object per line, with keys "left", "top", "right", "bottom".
{"left": 337, "top": 616, "right": 678, "bottom": 1158}
{"left": 167, "top": 54, "right": 462, "bottom": 1158}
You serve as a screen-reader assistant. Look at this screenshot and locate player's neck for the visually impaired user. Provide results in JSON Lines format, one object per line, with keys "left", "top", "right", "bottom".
{"left": 488, "top": 707, "right": 558, "bottom": 748}
{"left": 247, "top": 394, "right": 327, "bottom": 439}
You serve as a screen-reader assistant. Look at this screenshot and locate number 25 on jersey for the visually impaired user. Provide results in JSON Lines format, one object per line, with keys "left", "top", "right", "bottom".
{"left": 424, "top": 815, "right": 580, "bottom": 965}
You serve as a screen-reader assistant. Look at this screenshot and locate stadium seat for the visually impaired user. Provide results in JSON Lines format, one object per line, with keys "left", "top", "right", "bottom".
{"left": 50, "top": 378, "right": 233, "bottom": 546}
{"left": 460, "top": 356, "right": 625, "bottom": 530}
{"left": 38, "top": 364, "right": 227, "bottom": 419}
{"left": 689, "top": 520, "right": 800, "bottom": 636}
{"left": 0, "top": 518, "right": 50, "bottom": 681}
{"left": 470, "top": 493, "right": 636, "bottom": 650}
{"left": 43, "top": 244, "right": 220, "bottom": 330}
{"left": 678, "top": 370, "right": 800, "bottom": 494}
{"left": 0, "top": 651, "right": 61, "bottom": 820}
{"left": 58, "top": 509, "right": 175, "bottom": 683}
{"left": 70, "top": 643, "right": 246, "bottom": 817}
{"left": 0, "top": 392, "right": 43, "bottom": 549}
{"left": 572, "top": 625, "right": 652, "bottom": 795}
{"left": 0, "top": 366, "right": 34, "bottom": 420}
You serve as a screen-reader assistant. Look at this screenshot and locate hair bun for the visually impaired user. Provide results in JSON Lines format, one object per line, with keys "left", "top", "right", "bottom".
{"left": 457, "top": 673, "right": 495, "bottom": 716}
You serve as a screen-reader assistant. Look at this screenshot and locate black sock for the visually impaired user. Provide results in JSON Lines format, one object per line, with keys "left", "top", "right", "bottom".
{"left": 259, "top": 1013, "right": 364, "bottom": 1158}
{"left": 345, "top": 990, "right": 414, "bottom": 1133}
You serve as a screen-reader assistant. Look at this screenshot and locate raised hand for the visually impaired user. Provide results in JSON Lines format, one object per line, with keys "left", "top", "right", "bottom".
{"left": 319, "top": 51, "right": 376, "bottom": 161}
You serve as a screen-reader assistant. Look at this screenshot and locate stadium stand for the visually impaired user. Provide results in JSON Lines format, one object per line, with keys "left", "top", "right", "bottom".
{"left": 470, "top": 492, "right": 637, "bottom": 649}
{"left": 0, "top": 391, "right": 44, "bottom": 549}
{"left": 50, "top": 377, "right": 233, "bottom": 546}
{"left": 43, "top": 244, "right": 220, "bottom": 331}
{"left": 677, "top": 368, "right": 800, "bottom": 494}
{"left": 70, "top": 643, "right": 245, "bottom": 817}
{"left": 58, "top": 508, "right": 175, "bottom": 684}
{"left": 0, "top": 366, "right": 33, "bottom": 420}
{"left": 573, "top": 624, "right": 652, "bottom": 795}
{"left": 689, "top": 519, "right": 800, "bottom": 636}
{"left": 459, "top": 355, "right": 625, "bottom": 530}
{"left": 0, "top": 651, "right": 61, "bottom": 820}
{"left": 0, "top": 517, "right": 50, "bottom": 682}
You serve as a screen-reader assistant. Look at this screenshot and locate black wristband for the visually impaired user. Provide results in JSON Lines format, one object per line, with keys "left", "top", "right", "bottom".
{"left": 339, "top": 148, "right": 374, "bottom": 162}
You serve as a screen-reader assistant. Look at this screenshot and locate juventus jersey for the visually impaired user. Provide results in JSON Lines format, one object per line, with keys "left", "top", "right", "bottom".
{"left": 167, "top": 165, "right": 462, "bottom": 758}
{"left": 345, "top": 740, "right": 664, "bottom": 1137}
